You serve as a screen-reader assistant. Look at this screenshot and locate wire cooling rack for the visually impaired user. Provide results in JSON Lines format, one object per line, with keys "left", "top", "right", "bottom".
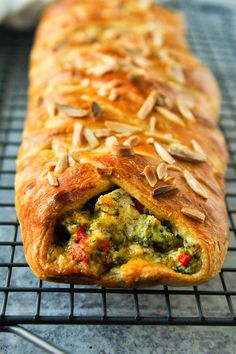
{"left": 0, "top": 2, "right": 236, "bottom": 350}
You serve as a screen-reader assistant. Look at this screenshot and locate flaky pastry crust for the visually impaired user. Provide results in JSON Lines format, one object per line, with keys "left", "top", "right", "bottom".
{"left": 15, "top": 0, "right": 228, "bottom": 287}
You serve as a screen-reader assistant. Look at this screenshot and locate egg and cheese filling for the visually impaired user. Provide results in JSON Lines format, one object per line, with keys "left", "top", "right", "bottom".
{"left": 48, "top": 189, "right": 202, "bottom": 275}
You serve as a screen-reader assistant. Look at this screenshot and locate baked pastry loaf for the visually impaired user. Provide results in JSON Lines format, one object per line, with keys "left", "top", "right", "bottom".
{"left": 15, "top": 0, "right": 228, "bottom": 287}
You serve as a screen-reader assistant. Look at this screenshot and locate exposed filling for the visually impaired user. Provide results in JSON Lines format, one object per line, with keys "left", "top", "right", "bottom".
{"left": 48, "top": 188, "right": 202, "bottom": 275}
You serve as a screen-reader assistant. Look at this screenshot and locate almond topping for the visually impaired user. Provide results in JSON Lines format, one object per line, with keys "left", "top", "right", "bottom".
{"left": 47, "top": 171, "right": 59, "bottom": 187}
{"left": 145, "top": 132, "right": 177, "bottom": 144}
{"left": 164, "top": 176, "right": 176, "bottom": 184}
{"left": 183, "top": 170, "right": 208, "bottom": 199}
{"left": 105, "top": 136, "right": 118, "bottom": 147}
{"left": 181, "top": 207, "right": 205, "bottom": 223}
{"left": 44, "top": 97, "right": 56, "bottom": 116}
{"left": 112, "top": 144, "right": 135, "bottom": 157}
{"left": 137, "top": 90, "right": 159, "bottom": 119}
{"left": 169, "top": 143, "right": 206, "bottom": 163}
{"left": 106, "top": 79, "right": 123, "bottom": 89}
{"left": 138, "top": 0, "right": 154, "bottom": 10}
{"left": 153, "top": 32, "right": 163, "bottom": 48}
{"left": 108, "top": 88, "right": 119, "bottom": 101}
{"left": 94, "top": 128, "right": 110, "bottom": 138}
{"left": 167, "top": 165, "right": 182, "bottom": 172}
{"left": 156, "top": 107, "right": 185, "bottom": 127}
{"left": 80, "top": 78, "right": 90, "bottom": 88}
{"left": 70, "top": 151, "right": 80, "bottom": 162}
{"left": 150, "top": 116, "right": 157, "bottom": 130}
{"left": 157, "top": 162, "right": 168, "bottom": 180}
{"left": 54, "top": 152, "right": 68, "bottom": 173}
{"left": 97, "top": 86, "right": 108, "bottom": 97}
{"left": 192, "top": 139, "right": 206, "bottom": 157}
{"left": 97, "top": 167, "right": 113, "bottom": 176}
{"left": 153, "top": 185, "right": 178, "bottom": 197}
{"left": 169, "top": 64, "right": 186, "bottom": 84}
{"left": 68, "top": 154, "right": 76, "bottom": 167}
{"left": 154, "top": 142, "right": 175, "bottom": 164}
{"left": 91, "top": 101, "right": 102, "bottom": 118}
{"left": 57, "top": 104, "right": 88, "bottom": 118}
{"left": 177, "top": 97, "right": 195, "bottom": 122}
{"left": 147, "top": 137, "right": 154, "bottom": 144}
{"left": 86, "top": 62, "right": 118, "bottom": 76}
{"left": 142, "top": 165, "right": 157, "bottom": 187}
{"left": 105, "top": 120, "right": 142, "bottom": 134}
{"left": 73, "top": 122, "right": 83, "bottom": 147}
{"left": 83, "top": 128, "right": 100, "bottom": 149}
{"left": 123, "top": 135, "right": 140, "bottom": 147}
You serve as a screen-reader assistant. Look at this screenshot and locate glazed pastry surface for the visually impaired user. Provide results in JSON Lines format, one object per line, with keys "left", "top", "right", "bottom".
{"left": 15, "top": 0, "right": 228, "bottom": 287}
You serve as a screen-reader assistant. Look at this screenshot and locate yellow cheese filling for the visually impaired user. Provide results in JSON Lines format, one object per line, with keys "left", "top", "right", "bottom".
{"left": 48, "top": 189, "right": 202, "bottom": 275}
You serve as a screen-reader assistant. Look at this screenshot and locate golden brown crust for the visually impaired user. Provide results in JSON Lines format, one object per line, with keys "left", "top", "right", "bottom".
{"left": 15, "top": 0, "right": 228, "bottom": 287}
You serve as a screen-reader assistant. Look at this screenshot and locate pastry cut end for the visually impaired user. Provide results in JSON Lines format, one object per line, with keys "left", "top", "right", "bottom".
{"left": 44, "top": 188, "right": 205, "bottom": 286}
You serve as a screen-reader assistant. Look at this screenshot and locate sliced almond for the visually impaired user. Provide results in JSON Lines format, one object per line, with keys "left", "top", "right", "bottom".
{"left": 97, "top": 166, "right": 113, "bottom": 176}
{"left": 97, "top": 86, "right": 108, "bottom": 97}
{"left": 191, "top": 139, "right": 206, "bottom": 158}
{"left": 44, "top": 97, "right": 56, "bottom": 116}
{"left": 91, "top": 101, "right": 102, "bottom": 118}
{"left": 83, "top": 128, "right": 100, "bottom": 149}
{"left": 181, "top": 207, "right": 205, "bottom": 223}
{"left": 164, "top": 176, "right": 176, "bottom": 184}
{"left": 116, "top": 132, "right": 132, "bottom": 138}
{"left": 177, "top": 97, "right": 195, "bottom": 122}
{"left": 169, "top": 64, "right": 186, "bottom": 84}
{"left": 153, "top": 32, "right": 163, "bottom": 48}
{"left": 106, "top": 79, "right": 123, "bottom": 90}
{"left": 108, "top": 88, "right": 119, "bottom": 101}
{"left": 157, "top": 162, "right": 168, "bottom": 180}
{"left": 156, "top": 107, "right": 185, "bottom": 127}
{"left": 145, "top": 131, "right": 178, "bottom": 144}
{"left": 150, "top": 116, "right": 157, "bottom": 131}
{"left": 105, "top": 120, "right": 142, "bottom": 134}
{"left": 183, "top": 169, "right": 208, "bottom": 199}
{"left": 153, "top": 185, "right": 178, "bottom": 197}
{"left": 169, "top": 143, "right": 206, "bottom": 163}
{"left": 112, "top": 144, "right": 135, "bottom": 157}
{"left": 47, "top": 171, "right": 59, "bottom": 187}
{"left": 68, "top": 154, "right": 76, "bottom": 167}
{"left": 123, "top": 135, "right": 140, "bottom": 147}
{"left": 70, "top": 151, "right": 80, "bottom": 162}
{"left": 105, "top": 136, "right": 118, "bottom": 147}
{"left": 177, "top": 94, "right": 195, "bottom": 109}
{"left": 86, "top": 62, "right": 118, "bottom": 76}
{"left": 137, "top": 90, "right": 159, "bottom": 119}
{"left": 167, "top": 165, "right": 182, "bottom": 172}
{"left": 94, "top": 128, "right": 110, "bottom": 138}
{"left": 54, "top": 152, "right": 68, "bottom": 173}
{"left": 147, "top": 137, "right": 154, "bottom": 144}
{"left": 138, "top": 0, "right": 154, "bottom": 10}
{"left": 73, "top": 122, "right": 83, "bottom": 147}
{"left": 133, "top": 56, "right": 150, "bottom": 69}
{"left": 154, "top": 142, "right": 175, "bottom": 165}
{"left": 80, "top": 78, "right": 90, "bottom": 88}
{"left": 141, "top": 165, "right": 157, "bottom": 187}
{"left": 57, "top": 104, "right": 88, "bottom": 118}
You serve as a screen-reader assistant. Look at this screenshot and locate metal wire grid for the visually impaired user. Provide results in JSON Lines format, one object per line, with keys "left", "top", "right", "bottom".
{"left": 0, "top": 2, "right": 236, "bottom": 327}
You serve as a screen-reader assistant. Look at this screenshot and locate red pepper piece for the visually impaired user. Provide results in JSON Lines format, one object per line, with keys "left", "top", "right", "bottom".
{"left": 178, "top": 253, "right": 191, "bottom": 267}
{"left": 76, "top": 225, "right": 87, "bottom": 241}
{"left": 98, "top": 240, "right": 111, "bottom": 252}
{"left": 134, "top": 199, "right": 145, "bottom": 214}
{"left": 70, "top": 241, "right": 89, "bottom": 264}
